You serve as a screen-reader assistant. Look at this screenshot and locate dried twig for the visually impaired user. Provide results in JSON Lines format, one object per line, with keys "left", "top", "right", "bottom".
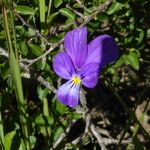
{"left": 0, "top": 47, "right": 8, "bottom": 57}
{"left": 37, "top": 76, "right": 57, "bottom": 94}
{"left": 80, "top": 89, "right": 88, "bottom": 109}
{"left": 15, "top": 13, "right": 50, "bottom": 45}
{"left": 50, "top": 120, "right": 77, "bottom": 150}
{"left": 79, "top": 0, "right": 113, "bottom": 27}
{"left": 84, "top": 113, "right": 91, "bottom": 134}
{"left": 90, "top": 123, "right": 107, "bottom": 150}
{"left": 103, "top": 138, "right": 132, "bottom": 145}
{"left": 75, "top": 0, "right": 88, "bottom": 10}
{"left": 66, "top": 4, "right": 84, "bottom": 18}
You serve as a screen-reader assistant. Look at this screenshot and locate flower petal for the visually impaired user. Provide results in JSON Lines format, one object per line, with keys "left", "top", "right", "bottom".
{"left": 64, "top": 27, "right": 88, "bottom": 69}
{"left": 79, "top": 63, "right": 101, "bottom": 88}
{"left": 84, "top": 35, "right": 119, "bottom": 66}
{"left": 57, "top": 80, "right": 80, "bottom": 108}
{"left": 53, "top": 52, "right": 75, "bottom": 80}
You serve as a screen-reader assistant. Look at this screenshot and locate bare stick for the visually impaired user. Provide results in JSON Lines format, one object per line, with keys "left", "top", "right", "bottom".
{"left": 75, "top": 0, "right": 88, "bottom": 10}
{"left": 79, "top": 0, "right": 113, "bottom": 27}
{"left": 66, "top": 4, "right": 84, "bottom": 18}
{"left": 27, "top": 39, "right": 64, "bottom": 67}
{"left": 51, "top": 120, "right": 77, "bottom": 150}
{"left": 0, "top": 47, "right": 8, "bottom": 57}
{"left": 103, "top": 138, "right": 132, "bottom": 145}
{"left": 37, "top": 76, "right": 57, "bottom": 94}
{"left": 15, "top": 13, "right": 49, "bottom": 45}
{"left": 84, "top": 113, "right": 91, "bottom": 134}
{"left": 90, "top": 123, "right": 107, "bottom": 150}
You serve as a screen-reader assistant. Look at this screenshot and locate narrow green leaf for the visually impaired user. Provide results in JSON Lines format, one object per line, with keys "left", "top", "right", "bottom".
{"left": 55, "top": 100, "right": 67, "bottom": 115}
{"left": 3, "top": 2, "right": 30, "bottom": 149}
{"left": 72, "top": 112, "right": 82, "bottom": 120}
{"left": 18, "top": 139, "right": 26, "bottom": 150}
{"left": 54, "top": 127, "right": 64, "bottom": 142}
{"left": 28, "top": 44, "right": 43, "bottom": 57}
{"left": 73, "top": 3, "right": 82, "bottom": 8}
{"left": 47, "top": 12, "right": 59, "bottom": 25}
{"left": 54, "top": 0, "right": 63, "bottom": 8}
{"left": 16, "top": 6, "right": 34, "bottom": 15}
{"left": 97, "top": 12, "right": 108, "bottom": 21}
{"left": 27, "top": 28, "right": 36, "bottom": 36}
{"left": 19, "top": 41, "right": 28, "bottom": 56}
{"left": 112, "top": 55, "right": 124, "bottom": 68}
{"left": 0, "top": 63, "right": 10, "bottom": 79}
{"left": 59, "top": 8, "right": 75, "bottom": 19}
{"left": 136, "top": 29, "right": 144, "bottom": 44}
{"left": 9, "top": 51, "right": 24, "bottom": 104}
{"left": 147, "top": 29, "right": 150, "bottom": 38}
{"left": 39, "top": 0, "right": 45, "bottom": 23}
{"left": 37, "top": 86, "right": 48, "bottom": 100}
{"left": 4, "top": 130, "right": 16, "bottom": 150}
{"left": 123, "top": 53, "right": 139, "bottom": 70}
{"left": 0, "top": 96, "right": 4, "bottom": 148}
{"left": 29, "top": 136, "right": 36, "bottom": 149}
{"left": 35, "top": 115, "right": 54, "bottom": 125}
{"left": 126, "top": 144, "right": 134, "bottom": 150}
{"left": 108, "top": 2, "right": 124, "bottom": 15}
{"left": 9, "top": 51, "right": 29, "bottom": 148}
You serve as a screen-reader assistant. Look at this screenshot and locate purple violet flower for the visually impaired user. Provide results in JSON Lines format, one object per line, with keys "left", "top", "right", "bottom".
{"left": 53, "top": 27, "right": 118, "bottom": 108}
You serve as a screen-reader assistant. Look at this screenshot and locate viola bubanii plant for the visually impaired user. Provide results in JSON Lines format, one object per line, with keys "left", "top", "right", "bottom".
{"left": 53, "top": 27, "right": 119, "bottom": 107}
{"left": 1, "top": 0, "right": 149, "bottom": 149}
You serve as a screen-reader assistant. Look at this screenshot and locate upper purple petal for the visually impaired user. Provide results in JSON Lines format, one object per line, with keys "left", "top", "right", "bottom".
{"left": 53, "top": 52, "right": 75, "bottom": 80}
{"left": 84, "top": 35, "right": 119, "bottom": 66}
{"left": 64, "top": 27, "right": 88, "bottom": 69}
{"left": 57, "top": 80, "right": 80, "bottom": 108}
{"left": 79, "top": 63, "right": 101, "bottom": 88}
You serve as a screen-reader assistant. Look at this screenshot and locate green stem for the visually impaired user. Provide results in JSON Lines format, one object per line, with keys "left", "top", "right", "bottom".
{"left": 0, "top": 96, "right": 4, "bottom": 150}
{"left": 2, "top": 1, "right": 30, "bottom": 149}
{"left": 10, "top": 0, "right": 18, "bottom": 59}
{"left": 43, "top": 98, "right": 50, "bottom": 116}
{"left": 47, "top": 0, "right": 52, "bottom": 23}
{"left": 39, "top": 0, "right": 45, "bottom": 23}
{"left": 43, "top": 97, "right": 51, "bottom": 146}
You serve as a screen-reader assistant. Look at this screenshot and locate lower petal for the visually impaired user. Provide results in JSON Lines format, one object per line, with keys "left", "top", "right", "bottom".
{"left": 57, "top": 80, "right": 80, "bottom": 108}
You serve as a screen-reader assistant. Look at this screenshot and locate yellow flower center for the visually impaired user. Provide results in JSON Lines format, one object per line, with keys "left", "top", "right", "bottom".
{"left": 72, "top": 76, "right": 81, "bottom": 85}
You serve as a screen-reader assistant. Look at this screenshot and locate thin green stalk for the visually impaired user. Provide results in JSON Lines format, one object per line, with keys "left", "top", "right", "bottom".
{"left": 39, "top": 0, "right": 45, "bottom": 23}
{"left": 47, "top": 0, "right": 52, "bottom": 23}
{"left": 41, "top": 45, "right": 51, "bottom": 145}
{"left": 0, "top": 96, "right": 4, "bottom": 150}
{"left": 1, "top": 1, "right": 30, "bottom": 149}
{"left": 43, "top": 98, "right": 50, "bottom": 117}
{"left": 43, "top": 97, "right": 51, "bottom": 136}
{"left": 10, "top": 0, "right": 18, "bottom": 59}
{"left": 39, "top": 0, "right": 51, "bottom": 144}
